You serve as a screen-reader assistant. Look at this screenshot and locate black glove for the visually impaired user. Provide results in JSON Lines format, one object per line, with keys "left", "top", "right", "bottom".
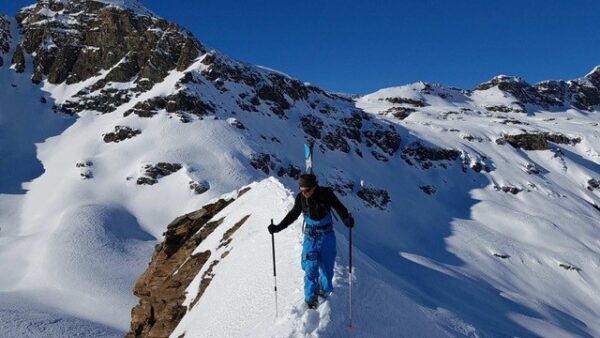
{"left": 343, "top": 216, "right": 354, "bottom": 228}
{"left": 268, "top": 223, "right": 283, "bottom": 234}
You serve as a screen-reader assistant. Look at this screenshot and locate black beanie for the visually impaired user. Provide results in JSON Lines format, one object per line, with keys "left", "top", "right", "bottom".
{"left": 298, "top": 174, "right": 317, "bottom": 188}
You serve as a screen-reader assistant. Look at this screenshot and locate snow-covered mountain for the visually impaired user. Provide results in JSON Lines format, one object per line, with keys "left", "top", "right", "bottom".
{"left": 0, "top": 1, "right": 598, "bottom": 337}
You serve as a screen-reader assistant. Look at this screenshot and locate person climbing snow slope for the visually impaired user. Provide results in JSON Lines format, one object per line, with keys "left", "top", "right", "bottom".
{"left": 268, "top": 173, "right": 354, "bottom": 309}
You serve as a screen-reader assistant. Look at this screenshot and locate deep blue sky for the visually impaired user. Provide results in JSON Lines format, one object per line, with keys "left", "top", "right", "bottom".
{"left": 2, "top": 0, "right": 599, "bottom": 94}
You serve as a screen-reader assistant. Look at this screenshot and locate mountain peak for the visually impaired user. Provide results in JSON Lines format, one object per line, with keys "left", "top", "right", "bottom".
{"left": 35, "top": 0, "right": 154, "bottom": 17}
{"left": 584, "top": 65, "right": 600, "bottom": 87}
{"left": 475, "top": 75, "right": 529, "bottom": 91}
{"left": 585, "top": 65, "right": 600, "bottom": 77}
{"left": 90, "top": 0, "right": 154, "bottom": 16}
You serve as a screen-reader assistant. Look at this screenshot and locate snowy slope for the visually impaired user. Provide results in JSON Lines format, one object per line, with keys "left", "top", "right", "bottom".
{"left": 169, "top": 178, "right": 448, "bottom": 338}
{"left": 0, "top": 1, "right": 599, "bottom": 337}
{"left": 356, "top": 82, "right": 600, "bottom": 337}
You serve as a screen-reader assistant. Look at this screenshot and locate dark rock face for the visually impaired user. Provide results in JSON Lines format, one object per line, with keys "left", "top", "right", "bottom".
{"left": 276, "top": 164, "right": 302, "bottom": 179}
{"left": 485, "top": 103, "right": 526, "bottom": 114}
{"left": 330, "top": 180, "right": 355, "bottom": 196}
{"left": 502, "top": 132, "right": 580, "bottom": 151}
{"left": 544, "top": 133, "right": 581, "bottom": 145}
{"left": 383, "top": 97, "right": 426, "bottom": 107}
{"left": 137, "top": 163, "right": 183, "bottom": 185}
{"left": 497, "top": 118, "right": 528, "bottom": 126}
{"left": 401, "top": 142, "right": 461, "bottom": 169}
{"left": 419, "top": 185, "right": 436, "bottom": 195}
{"left": 199, "top": 51, "right": 326, "bottom": 119}
{"left": 250, "top": 153, "right": 302, "bottom": 179}
{"left": 0, "top": 15, "right": 10, "bottom": 67}
{"left": 524, "top": 163, "right": 540, "bottom": 175}
{"left": 323, "top": 129, "right": 351, "bottom": 153}
{"left": 126, "top": 198, "right": 236, "bottom": 338}
{"left": 300, "top": 115, "right": 324, "bottom": 139}
{"left": 568, "top": 80, "right": 600, "bottom": 111}
{"left": 124, "top": 97, "right": 167, "bottom": 118}
{"left": 559, "top": 263, "right": 581, "bottom": 272}
{"left": 357, "top": 186, "right": 390, "bottom": 210}
{"left": 103, "top": 126, "right": 141, "bottom": 143}
{"left": 227, "top": 118, "right": 245, "bottom": 129}
{"left": 189, "top": 180, "right": 210, "bottom": 194}
{"left": 363, "top": 124, "right": 401, "bottom": 156}
{"left": 15, "top": 0, "right": 203, "bottom": 113}
{"left": 588, "top": 178, "right": 599, "bottom": 191}
{"left": 200, "top": 51, "right": 260, "bottom": 87}
{"left": 385, "top": 106, "right": 416, "bottom": 120}
{"left": 76, "top": 160, "right": 94, "bottom": 179}
{"left": 257, "top": 84, "right": 291, "bottom": 117}
{"left": 11, "top": 44, "right": 25, "bottom": 73}
{"left": 165, "top": 92, "right": 215, "bottom": 117}
{"left": 494, "top": 185, "right": 522, "bottom": 194}
{"left": 475, "top": 70, "right": 600, "bottom": 112}
{"left": 476, "top": 76, "right": 563, "bottom": 110}
{"left": 250, "top": 153, "right": 273, "bottom": 175}
{"left": 61, "top": 87, "right": 133, "bottom": 115}
{"left": 341, "top": 111, "right": 367, "bottom": 141}
{"left": 503, "top": 134, "right": 549, "bottom": 151}
{"left": 122, "top": 92, "right": 215, "bottom": 118}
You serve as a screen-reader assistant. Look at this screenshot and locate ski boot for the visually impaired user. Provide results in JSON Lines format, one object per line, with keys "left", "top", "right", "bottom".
{"left": 306, "top": 296, "right": 319, "bottom": 309}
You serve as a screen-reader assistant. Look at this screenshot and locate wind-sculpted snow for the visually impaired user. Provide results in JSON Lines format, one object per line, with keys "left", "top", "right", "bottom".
{"left": 357, "top": 80, "right": 600, "bottom": 337}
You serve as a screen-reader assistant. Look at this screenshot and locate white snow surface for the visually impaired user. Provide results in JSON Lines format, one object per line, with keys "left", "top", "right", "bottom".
{"left": 0, "top": 5, "right": 599, "bottom": 338}
{"left": 171, "top": 178, "right": 448, "bottom": 338}
{"left": 42, "top": 0, "right": 155, "bottom": 17}
{"left": 93, "top": 0, "right": 155, "bottom": 16}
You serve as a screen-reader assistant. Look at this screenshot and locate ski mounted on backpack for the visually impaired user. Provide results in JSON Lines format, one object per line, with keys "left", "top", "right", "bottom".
{"left": 304, "top": 141, "right": 314, "bottom": 174}
{"left": 304, "top": 142, "right": 353, "bottom": 326}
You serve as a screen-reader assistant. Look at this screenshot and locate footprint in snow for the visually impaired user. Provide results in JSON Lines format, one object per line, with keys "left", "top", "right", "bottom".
{"left": 302, "top": 308, "right": 320, "bottom": 334}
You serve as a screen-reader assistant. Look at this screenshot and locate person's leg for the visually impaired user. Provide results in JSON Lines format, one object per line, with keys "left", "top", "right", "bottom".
{"left": 318, "top": 231, "right": 337, "bottom": 294}
{"left": 301, "top": 235, "right": 321, "bottom": 302}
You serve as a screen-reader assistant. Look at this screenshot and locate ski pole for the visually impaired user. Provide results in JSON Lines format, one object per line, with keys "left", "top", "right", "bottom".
{"left": 271, "top": 219, "right": 279, "bottom": 318}
{"left": 349, "top": 226, "right": 353, "bottom": 329}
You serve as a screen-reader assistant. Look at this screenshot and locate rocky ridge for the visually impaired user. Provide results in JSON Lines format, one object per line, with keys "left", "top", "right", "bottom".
{"left": 474, "top": 69, "right": 600, "bottom": 112}
{"left": 0, "top": 15, "right": 9, "bottom": 67}
{"left": 126, "top": 187, "right": 250, "bottom": 338}
{"left": 14, "top": 0, "right": 203, "bottom": 111}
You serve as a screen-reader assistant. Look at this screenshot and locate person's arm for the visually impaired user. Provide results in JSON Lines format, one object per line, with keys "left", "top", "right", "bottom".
{"left": 326, "top": 188, "right": 354, "bottom": 227}
{"left": 326, "top": 188, "right": 349, "bottom": 219}
{"left": 269, "top": 194, "right": 302, "bottom": 233}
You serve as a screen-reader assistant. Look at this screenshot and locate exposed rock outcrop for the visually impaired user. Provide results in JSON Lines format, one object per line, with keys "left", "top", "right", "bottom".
{"left": 103, "top": 125, "right": 141, "bottom": 143}
{"left": 11, "top": 44, "right": 25, "bottom": 73}
{"left": 475, "top": 69, "right": 600, "bottom": 112}
{"left": 249, "top": 153, "right": 273, "bottom": 175}
{"left": 14, "top": 0, "right": 204, "bottom": 113}
{"left": 401, "top": 142, "right": 461, "bottom": 169}
{"left": 76, "top": 160, "right": 93, "bottom": 179}
{"left": 0, "top": 15, "right": 10, "bottom": 67}
{"left": 137, "top": 163, "right": 182, "bottom": 185}
{"left": 357, "top": 185, "right": 390, "bottom": 210}
{"left": 383, "top": 96, "right": 426, "bottom": 107}
{"left": 588, "top": 178, "right": 599, "bottom": 192}
{"left": 501, "top": 132, "right": 581, "bottom": 151}
{"left": 385, "top": 106, "right": 416, "bottom": 120}
{"left": 126, "top": 197, "right": 236, "bottom": 338}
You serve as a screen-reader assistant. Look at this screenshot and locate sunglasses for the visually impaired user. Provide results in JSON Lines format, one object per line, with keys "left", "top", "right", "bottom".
{"left": 300, "top": 186, "right": 315, "bottom": 193}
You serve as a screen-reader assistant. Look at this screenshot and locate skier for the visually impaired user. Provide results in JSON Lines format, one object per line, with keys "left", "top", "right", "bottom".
{"left": 268, "top": 173, "right": 354, "bottom": 309}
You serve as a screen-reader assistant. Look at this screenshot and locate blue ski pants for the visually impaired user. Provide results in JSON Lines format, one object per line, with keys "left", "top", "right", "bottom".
{"left": 301, "top": 230, "right": 336, "bottom": 302}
